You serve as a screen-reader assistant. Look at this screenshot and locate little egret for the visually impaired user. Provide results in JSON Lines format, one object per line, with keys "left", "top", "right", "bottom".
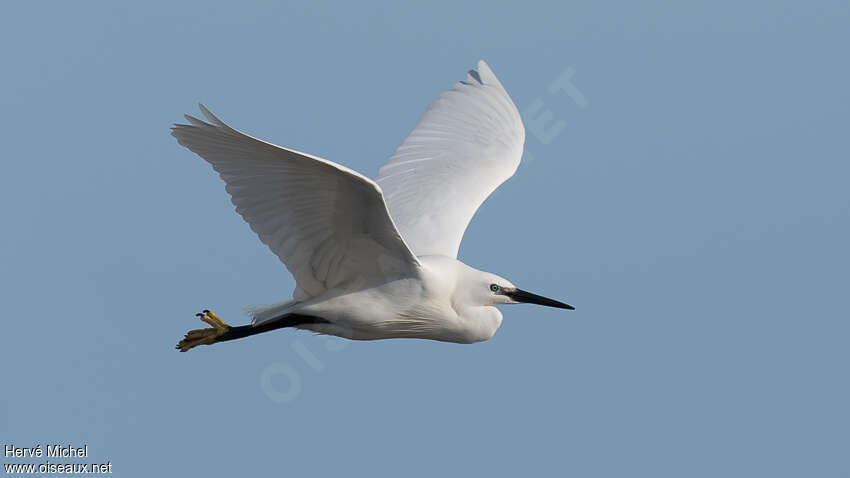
{"left": 173, "top": 60, "right": 573, "bottom": 352}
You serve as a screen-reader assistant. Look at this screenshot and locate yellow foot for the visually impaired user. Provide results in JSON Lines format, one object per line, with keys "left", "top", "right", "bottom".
{"left": 176, "top": 309, "right": 232, "bottom": 352}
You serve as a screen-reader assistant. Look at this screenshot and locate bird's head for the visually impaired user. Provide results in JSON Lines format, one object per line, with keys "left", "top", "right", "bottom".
{"left": 465, "top": 269, "right": 575, "bottom": 310}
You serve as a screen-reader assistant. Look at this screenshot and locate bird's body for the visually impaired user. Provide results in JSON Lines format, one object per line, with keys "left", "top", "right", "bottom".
{"left": 173, "top": 61, "right": 572, "bottom": 352}
{"left": 260, "top": 256, "right": 505, "bottom": 344}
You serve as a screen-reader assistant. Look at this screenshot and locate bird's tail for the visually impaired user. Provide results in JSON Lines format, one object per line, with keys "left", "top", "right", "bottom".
{"left": 246, "top": 300, "right": 300, "bottom": 326}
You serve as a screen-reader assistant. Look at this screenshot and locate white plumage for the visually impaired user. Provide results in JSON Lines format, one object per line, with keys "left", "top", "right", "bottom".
{"left": 172, "top": 60, "right": 572, "bottom": 349}
{"left": 376, "top": 61, "right": 525, "bottom": 258}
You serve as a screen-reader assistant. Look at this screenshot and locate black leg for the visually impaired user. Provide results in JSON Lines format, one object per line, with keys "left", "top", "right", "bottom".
{"left": 215, "top": 314, "right": 329, "bottom": 343}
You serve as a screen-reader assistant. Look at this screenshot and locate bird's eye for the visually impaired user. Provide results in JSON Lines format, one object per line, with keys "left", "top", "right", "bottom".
{"left": 490, "top": 284, "right": 500, "bottom": 292}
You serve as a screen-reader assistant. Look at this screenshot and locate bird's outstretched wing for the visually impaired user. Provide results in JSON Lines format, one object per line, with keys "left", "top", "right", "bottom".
{"left": 172, "top": 105, "right": 421, "bottom": 299}
{"left": 375, "top": 60, "right": 525, "bottom": 258}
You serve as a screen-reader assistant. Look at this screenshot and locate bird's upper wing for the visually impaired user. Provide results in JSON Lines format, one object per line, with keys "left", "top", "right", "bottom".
{"left": 375, "top": 60, "right": 525, "bottom": 258}
{"left": 172, "top": 105, "right": 421, "bottom": 299}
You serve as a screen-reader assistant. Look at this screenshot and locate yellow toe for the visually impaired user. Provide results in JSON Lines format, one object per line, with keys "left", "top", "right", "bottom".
{"left": 204, "top": 309, "right": 230, "bottom": 328}
{"left": 176, "top": 310, "right": 231, "bottom": 352}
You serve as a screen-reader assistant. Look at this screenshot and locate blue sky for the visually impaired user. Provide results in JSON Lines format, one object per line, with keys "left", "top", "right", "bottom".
{"left": 1, "top": 1, "right": 848, "bottom": 476}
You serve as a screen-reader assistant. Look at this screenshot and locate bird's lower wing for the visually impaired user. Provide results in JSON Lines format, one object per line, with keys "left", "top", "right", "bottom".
{"left": 172, "top": 105, "right": 421, "bottom": 298}
{"left": 375, "top": 61, "right": 525, "bottom": 259}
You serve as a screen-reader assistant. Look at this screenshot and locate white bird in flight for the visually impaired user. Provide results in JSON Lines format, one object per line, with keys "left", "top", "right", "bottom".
{"left": 173, "top": 60, "right": 573, "bottom": 352}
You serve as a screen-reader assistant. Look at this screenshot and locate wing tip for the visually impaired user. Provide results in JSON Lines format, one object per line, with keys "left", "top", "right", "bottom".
{"left": 198, "top": 103, "right": 226, "bottom": 127}
{"left": 474, "top": 60, "right": 499, "bottom": 86}
{"left": 171, "top": 103, "right": 240, "bottom": 137}
{"left": 461, "top": 60, "right": 501, "bottom": 88}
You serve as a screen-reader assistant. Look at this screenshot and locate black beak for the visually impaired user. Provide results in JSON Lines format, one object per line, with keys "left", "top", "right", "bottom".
{"left": 505, "top": 288, "right": 575, "bottom": 310}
